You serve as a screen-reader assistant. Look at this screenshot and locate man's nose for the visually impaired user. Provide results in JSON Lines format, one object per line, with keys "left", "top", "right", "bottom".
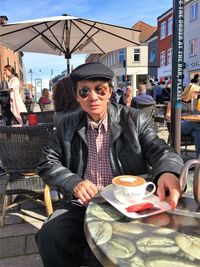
{"left": 88, "top": 89, "right": 98, "bottom": 100}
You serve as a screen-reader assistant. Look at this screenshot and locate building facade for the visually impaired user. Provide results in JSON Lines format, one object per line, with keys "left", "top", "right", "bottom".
{"left": 0, "top": 16, "right": 25, "bottom": 87}
{"left": 157, "top": 8, "right": 173, "bottom": 81}
{"left": 86, "top": 21, "right": 156, "bottom": 96}
{"left": 183, "top": 0, "right": 200, "bottom": 85}
{"left": 0, "top": 45, "right": 24, "bottom": 82}
{"left": 147, "top": 30, "right": 158, "bottom": 81}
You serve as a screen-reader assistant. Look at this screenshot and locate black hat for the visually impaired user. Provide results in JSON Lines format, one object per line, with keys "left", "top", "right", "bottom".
{"left": 70, "top": 62, "right": 114, "bottom": 83}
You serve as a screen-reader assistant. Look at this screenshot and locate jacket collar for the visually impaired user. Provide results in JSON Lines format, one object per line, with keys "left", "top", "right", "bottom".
{"left": 77, "top": 102, "right": 123, "bottom": 144}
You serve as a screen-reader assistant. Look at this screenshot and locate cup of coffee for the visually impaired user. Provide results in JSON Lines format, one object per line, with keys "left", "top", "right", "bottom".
{"left": 112, "top": 175, "right": 156, "bottom": 204}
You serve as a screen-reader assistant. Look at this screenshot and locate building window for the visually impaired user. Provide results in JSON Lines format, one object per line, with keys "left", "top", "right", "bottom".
{"left": 167, "top": 48, "right": 172, "bottom": 65}
{"left": 168, "top": 17, "right": 173, "bottom": 35}
{"left": 118, "top": 49, "right": 125, "bottom": 63}
{"left": 111, "top": 53, "right": 115, "bottom": 66}
{"left": 189, "top": 38, "right": 197, "bottom": 56}
{"left": 149, "top": 48, "right": 156, "bottom": 63}
{"left": 160, "top": 51, "right": 166, "bottom": 66}
{"left": 190, "top": 2, "right": 198, "bottom": 21}
{"left": 6, "top": 57, "right": 10, "bottom": 65}
{"left": 160, "top": 21, "right": 166, "bottom": 39}
{"left": 133, "top": 48, "right": 140, "bottom": 62}
{"left": 14, "top": 62, "right": 17, "bottom": 72}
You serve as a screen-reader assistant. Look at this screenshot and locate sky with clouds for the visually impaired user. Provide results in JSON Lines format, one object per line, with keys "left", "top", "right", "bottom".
{"left": 1, "top": 0, "right": 172, "bottom": 86}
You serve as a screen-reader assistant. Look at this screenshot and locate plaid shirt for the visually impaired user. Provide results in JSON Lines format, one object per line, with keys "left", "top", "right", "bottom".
{"left": 84, "top": 115, "right": 113, "bottom": 191}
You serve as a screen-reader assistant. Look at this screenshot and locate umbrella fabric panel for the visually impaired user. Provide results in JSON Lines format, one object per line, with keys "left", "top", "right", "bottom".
{"left": 0, "top": 15, "right": 140, "bottom": 57}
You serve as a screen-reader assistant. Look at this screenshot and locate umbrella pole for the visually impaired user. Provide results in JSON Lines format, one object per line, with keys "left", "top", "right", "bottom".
{"left": 66, "top": 58, "right": 70, "bottom": 76}
{"left": 170, "top": 0, "right": 184, "bottom": 155}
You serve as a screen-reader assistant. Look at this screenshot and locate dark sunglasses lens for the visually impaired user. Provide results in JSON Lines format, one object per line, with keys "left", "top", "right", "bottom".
{"left": 79, "top": 87, "right": 90, "bottom": 98}
{"left": 95, "top": 86, "right": 107, "bottom": 96}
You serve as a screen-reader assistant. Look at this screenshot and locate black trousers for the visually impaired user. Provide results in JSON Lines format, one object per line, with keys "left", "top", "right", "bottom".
{"left": 35, "top": 200, "right": 100, "bottom": 267}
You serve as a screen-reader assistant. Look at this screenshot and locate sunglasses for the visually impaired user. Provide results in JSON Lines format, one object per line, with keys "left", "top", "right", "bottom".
{"left": 78, "top": 85, "right": 109, "bottom": 98}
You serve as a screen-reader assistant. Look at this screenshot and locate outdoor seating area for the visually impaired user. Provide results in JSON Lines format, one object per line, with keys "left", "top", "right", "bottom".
{"left": 1, "top": 1, "right": 200, "bottom": 265}
{"left": 0, "top": 124, "right": 198, "bottom": 265}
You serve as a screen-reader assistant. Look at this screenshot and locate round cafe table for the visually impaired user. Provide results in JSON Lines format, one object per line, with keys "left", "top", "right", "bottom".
{"left": 84, "top": 190, "right": 200, "bottom": 267}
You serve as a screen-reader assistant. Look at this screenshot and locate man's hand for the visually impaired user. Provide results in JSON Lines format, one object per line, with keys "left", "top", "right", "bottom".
{"left": 73, "top": 179, "right": 98, "bottom": 206}
{"left": 157, "top": 173, "right": 182, "bottom": 209}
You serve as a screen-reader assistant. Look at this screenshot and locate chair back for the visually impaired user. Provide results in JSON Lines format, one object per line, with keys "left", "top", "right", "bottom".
{"left": 20, "top": 111, "right": 54, "bottom": 124}
{"left": 136, "top": 102, "right": 155, "bottom": 118}
{"left": 39, "top": 102, "right": 54, "bottom": 112}
{"left": 0, "top": 123, "right": 54, "bottom": 174}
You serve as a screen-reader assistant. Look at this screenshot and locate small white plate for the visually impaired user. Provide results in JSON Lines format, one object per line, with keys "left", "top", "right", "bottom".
{"left": 101, "top": 186, "right": 171, "bottom": 218}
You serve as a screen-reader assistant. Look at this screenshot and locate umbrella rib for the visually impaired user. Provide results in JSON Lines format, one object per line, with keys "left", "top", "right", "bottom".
{"left": 41, "top": 22, "right": 66, "bottom": 54}
{"left": 33, "top": 27, "right": 65, "bottom": 54}
{"left": 77, "top": 19, "right": 140, "bottom": 46}
{"left": 70, "top": 21, "right": 105, "bottom": 54}
{"left": 0, "top": 20, "right": 58, "bottom": 37}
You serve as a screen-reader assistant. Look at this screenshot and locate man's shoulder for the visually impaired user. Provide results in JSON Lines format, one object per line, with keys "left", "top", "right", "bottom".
{"left": 57, "top": 108, "right": 84, "bottom": 128}
{"left": 109, "top": 102, "right": 142, "bottom": 122}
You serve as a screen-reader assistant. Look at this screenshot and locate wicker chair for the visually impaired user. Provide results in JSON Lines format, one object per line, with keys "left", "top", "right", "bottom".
{"left": 0, "top": 123, "right": 54, "bottom": 227}
{"left": 20, "top": 111, "right": 54, "bottom": 125}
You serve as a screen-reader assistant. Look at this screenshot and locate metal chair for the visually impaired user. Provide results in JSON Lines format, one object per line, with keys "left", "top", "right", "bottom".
{"left": 0, "top": 123, "right": 54, "bottom": 227}
{"left": 20, "top": 111, "right": 54, "bottom": 124}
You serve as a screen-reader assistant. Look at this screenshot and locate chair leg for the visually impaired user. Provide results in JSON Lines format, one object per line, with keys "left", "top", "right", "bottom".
{"left": 0, "top": 194, "right": 9, "bottom": 227}
{"left": 44, "top": 185, "right": 53, "bottom": 216}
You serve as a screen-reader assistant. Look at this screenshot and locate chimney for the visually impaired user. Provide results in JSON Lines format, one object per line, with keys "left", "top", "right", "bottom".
{"left": 0, "top": 16, "right": 8, "bottom": 25}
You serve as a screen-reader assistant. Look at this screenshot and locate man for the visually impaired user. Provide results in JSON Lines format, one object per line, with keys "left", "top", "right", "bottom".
{"left": 132, "top": 83, "right": 155, "bottom": 108}
{"left": 36, "top": 62, "right": 183, "bottom": 267}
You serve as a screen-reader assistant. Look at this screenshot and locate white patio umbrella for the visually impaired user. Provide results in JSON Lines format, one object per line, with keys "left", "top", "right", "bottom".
{"left": 0, "top": 14, "right": 140, "bottom": 74}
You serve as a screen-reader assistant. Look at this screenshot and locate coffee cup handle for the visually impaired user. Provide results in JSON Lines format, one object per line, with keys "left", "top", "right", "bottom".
{"left": 144, "top": 182, "right": 156, "bottom": 198}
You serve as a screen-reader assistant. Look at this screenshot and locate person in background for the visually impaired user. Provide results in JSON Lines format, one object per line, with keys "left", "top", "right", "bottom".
{"left": 118, "top": 85, "right": 133, "bottom": 107}
{"left": 36, "top": 62, "right": 183, "bottom": 267}
{"left": 154, "top": 82, "right": 163, "bottom": 104}
{"left": 52, "top": 77, "right": 80, "bottom": 125}
{"left": 190, "top": 73, "right": 200, "bottom": 84}
{"left": 166, "top": 83, "right": 200, "bottom": 157}
{"left": 3, "top": 65, "right": 27, "bottom": 125}
{"left": 162, "top": 82, "right": 171, "bottom": 102}
{"left": 132, "top": 83, "right": 155, "bottom": 108}
{"left": 39, "top": 88, "right": 53, "bottom": 111}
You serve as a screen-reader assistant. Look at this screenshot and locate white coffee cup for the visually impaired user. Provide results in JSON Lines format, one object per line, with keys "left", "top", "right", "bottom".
{"left": 112, "top": 175, "right": 156, "bottom": 204}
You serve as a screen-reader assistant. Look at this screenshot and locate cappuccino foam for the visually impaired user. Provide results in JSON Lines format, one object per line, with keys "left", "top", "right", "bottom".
{"left": 113, "top": 176, "right": 145, "bottom": 187}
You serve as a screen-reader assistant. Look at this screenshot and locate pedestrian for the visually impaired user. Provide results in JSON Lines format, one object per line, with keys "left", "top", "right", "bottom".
{"left": 3, "top": 65, "right": 27, "bottom": 125}
{"left": 36, "top": 62, "right": 183, "bottom": 267}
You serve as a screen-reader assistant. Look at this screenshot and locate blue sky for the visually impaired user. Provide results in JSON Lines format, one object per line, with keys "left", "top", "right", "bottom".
{"left": 1, "top": 0, "right": 172, "bottom": 85}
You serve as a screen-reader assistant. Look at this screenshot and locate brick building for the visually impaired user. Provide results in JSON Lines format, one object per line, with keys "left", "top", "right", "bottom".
{"left": 157, "top": 8, "right": 173, "bottom": 81}
{"left": 0, "top": 16, "right": 24, "bottom": 84}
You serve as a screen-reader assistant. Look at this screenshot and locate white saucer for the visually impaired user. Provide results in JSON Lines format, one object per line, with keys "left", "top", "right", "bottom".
{"left": 100, "top": 187, "right": 171, "bottom": 219}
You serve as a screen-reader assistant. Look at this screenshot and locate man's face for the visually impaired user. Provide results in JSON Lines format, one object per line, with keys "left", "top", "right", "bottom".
{"left": 126, "top": 86, "right": 133, "bottom": 96}
{"left": 76, "top": 80, "right": 111, "bottom": 121}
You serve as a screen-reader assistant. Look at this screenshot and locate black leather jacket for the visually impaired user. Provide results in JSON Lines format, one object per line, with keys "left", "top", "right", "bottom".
{"left": 38, "top": 102, "right": 183, "bottom": 197}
